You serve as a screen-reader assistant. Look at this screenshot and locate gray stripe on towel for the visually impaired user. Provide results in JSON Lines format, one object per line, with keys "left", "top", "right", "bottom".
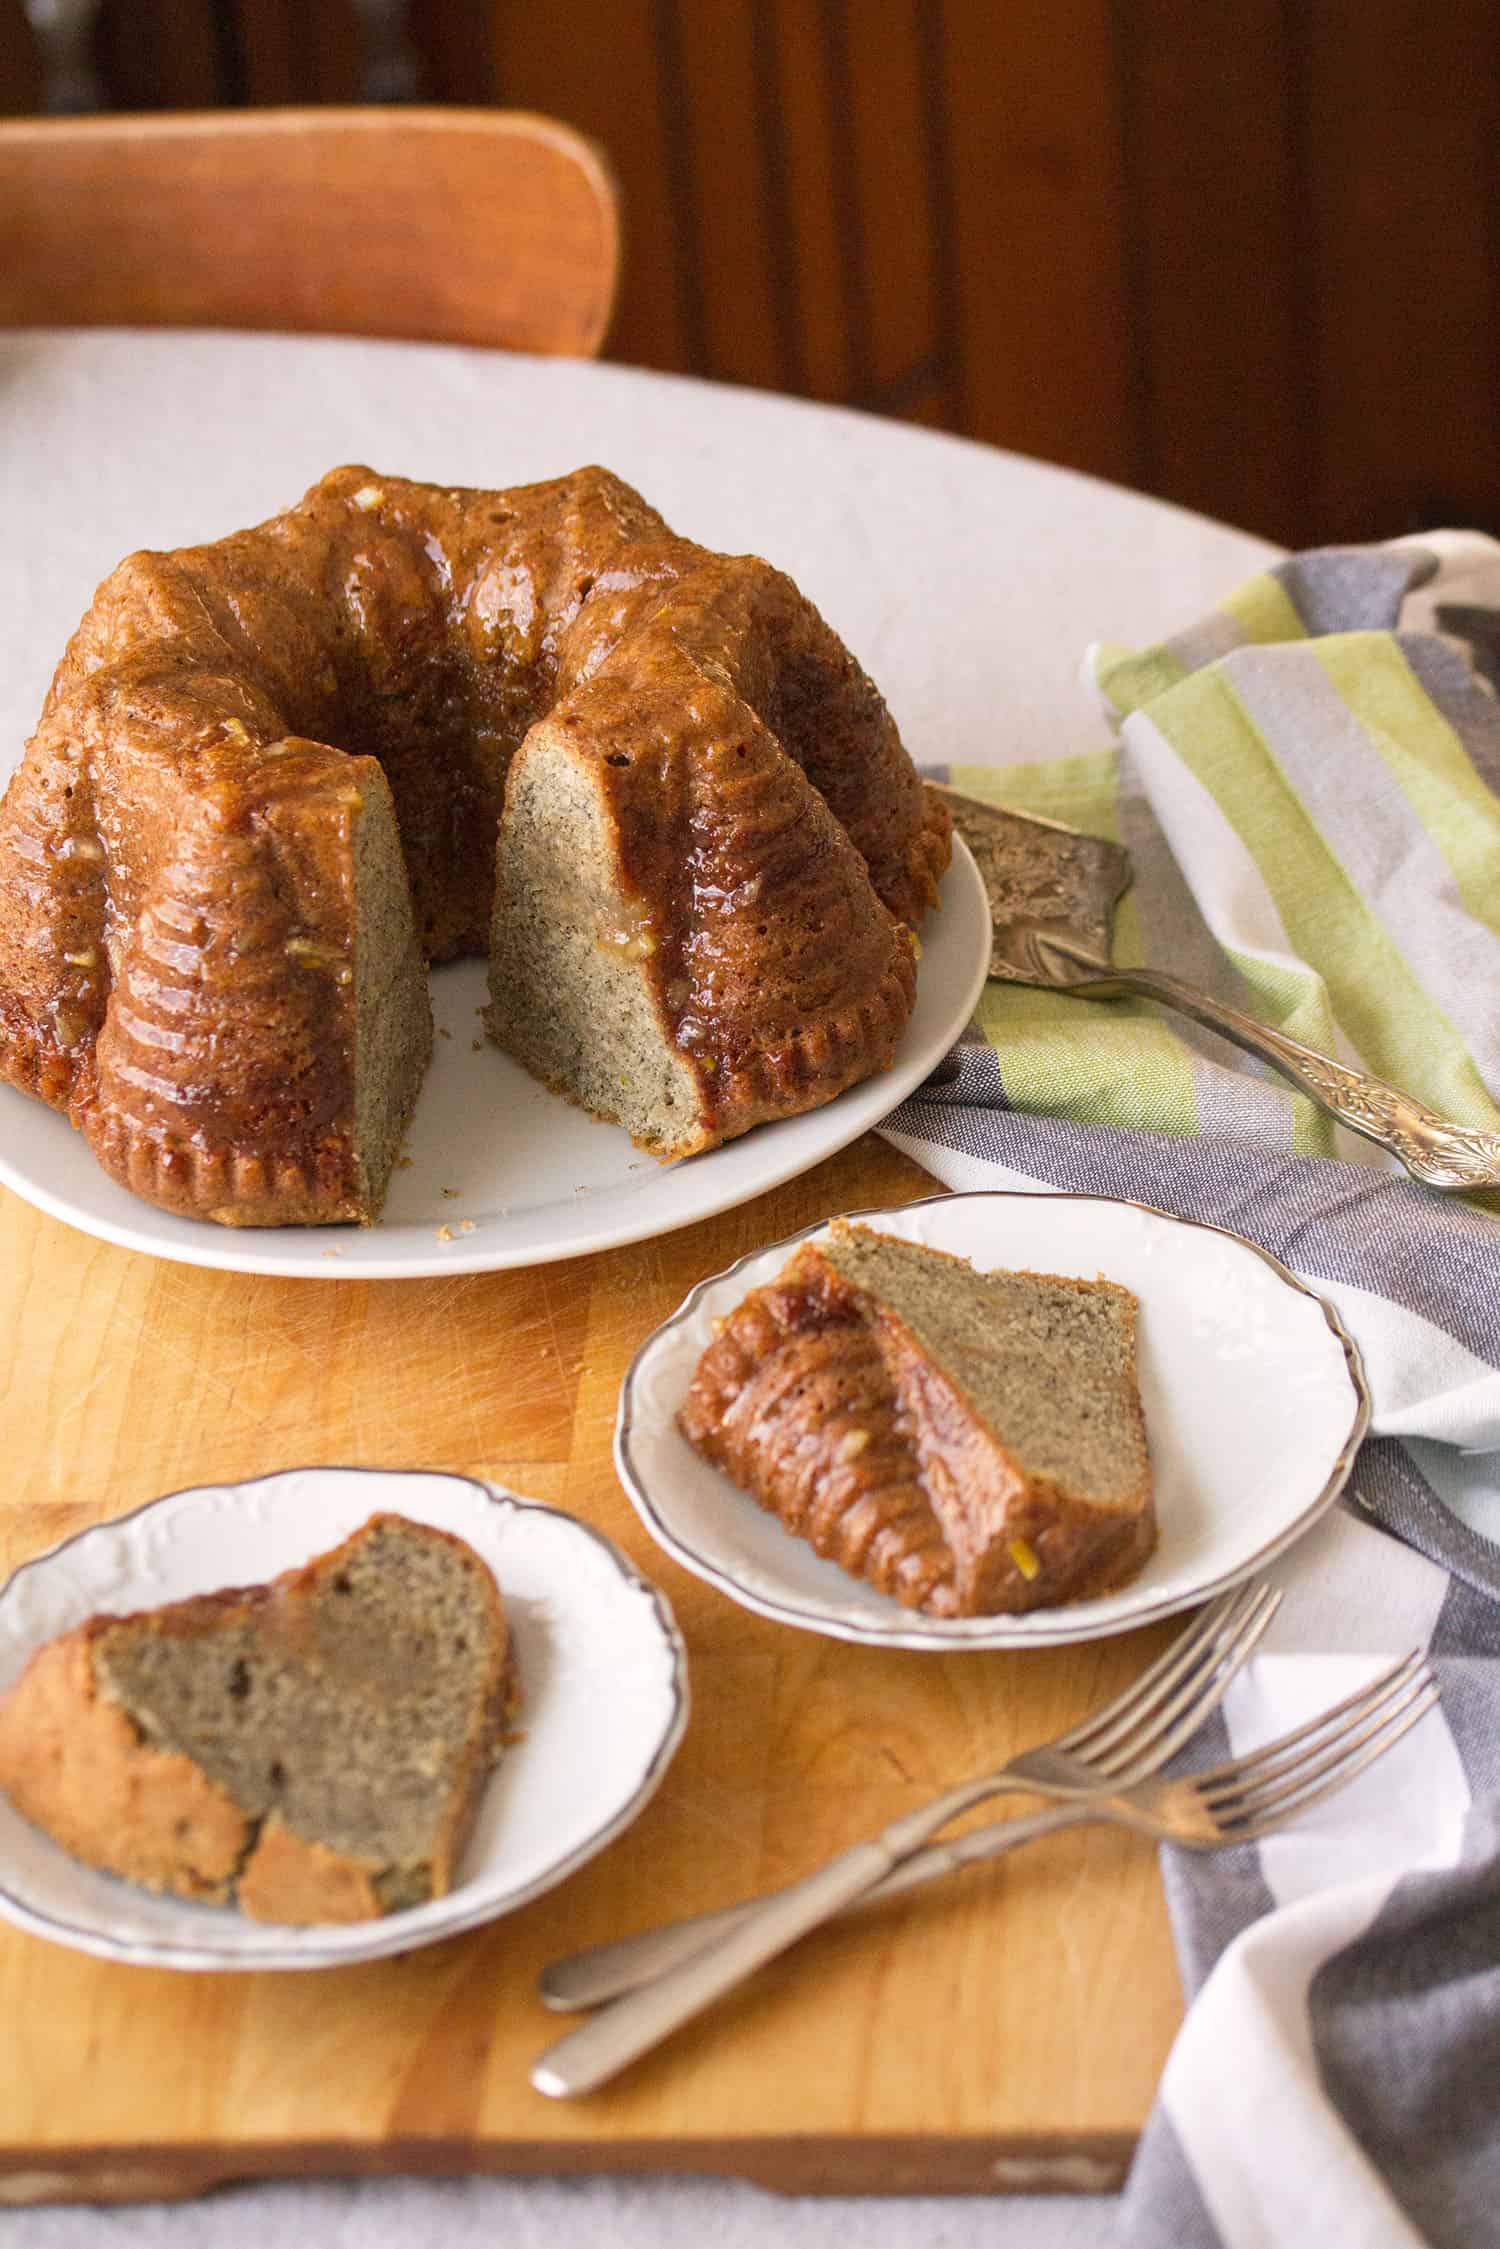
{"left": 881, "top": 1104, "right": 1500, "bottom": 1370}
{"left": 1306, "top": 1798, "right": 1500, "bottom": 2249}
{"left": 1123, "top": 2107, "right": 1226, "bottom": 2249}
{"left": 1276, "top": 545, "right": 1437, "bottom": 636}
{"left": 1355, "top": 1442, "right": 1500, "bottom": 1609}
{"left": 1401, "top": 629, "right": 1500, "bottom": 798}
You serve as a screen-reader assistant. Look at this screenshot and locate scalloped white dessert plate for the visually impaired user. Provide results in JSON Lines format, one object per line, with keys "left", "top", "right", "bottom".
{"left": 0, "top": 842, "right": 989, "bottom": 1280}
{"left": 0, "top": 1468, "right": 688, "bottom": 1970}
{"left": 616, "top": 1192, "right": 1370, "bottom": 1650}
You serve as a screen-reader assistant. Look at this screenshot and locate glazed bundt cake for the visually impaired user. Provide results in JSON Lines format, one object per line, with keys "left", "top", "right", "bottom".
{"left": 0, "top": 1513, "right": 516, "bottom": 1923}
{"left": 679, "top": 1221, "right": 1155, "bottom": 1617}
{"left": 0, "top": 466, "right": 950, "bottom": 1225}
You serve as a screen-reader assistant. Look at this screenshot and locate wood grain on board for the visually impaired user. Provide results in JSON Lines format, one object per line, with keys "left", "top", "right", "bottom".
{"left": 0, "top": 1130, "right": 1183, "bottom": 2205}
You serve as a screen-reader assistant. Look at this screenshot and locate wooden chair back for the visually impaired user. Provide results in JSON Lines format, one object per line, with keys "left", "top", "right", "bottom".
{"left": 0, "top": 108, "right": 620, "bottom": 356}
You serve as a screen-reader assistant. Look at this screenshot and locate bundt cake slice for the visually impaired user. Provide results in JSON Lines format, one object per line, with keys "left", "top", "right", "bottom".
{"left": 679, "top": 1220, "right": 1156, "bottom": 1616}
{"left": 0, "top": 1513, "right": 515, "bottom": 1923}
{"left": 0, "top": 464, "right": 950, "bottom": 1224}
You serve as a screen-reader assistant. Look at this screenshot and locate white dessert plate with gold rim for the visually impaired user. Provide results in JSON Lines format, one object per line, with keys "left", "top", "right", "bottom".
{"left": 0, "top": 1468, "right": 688, "bottom": 1970}
{"left": 616, "top": 1191, "right": 1370, "bottom": 1651}
{"left": 0, "top": 843, "right": 989, "bottom": 1280}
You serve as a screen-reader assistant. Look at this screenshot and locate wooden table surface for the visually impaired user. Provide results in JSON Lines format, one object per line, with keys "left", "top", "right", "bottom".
{"left": 0, "top": 1129, "right": 1183, "bottom": 2206}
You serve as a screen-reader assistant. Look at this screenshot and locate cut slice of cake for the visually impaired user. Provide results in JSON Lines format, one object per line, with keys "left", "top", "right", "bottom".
{"left": 0, "top": 1513, "right": 515, "bottom": 1923}
{"left": 678, "top": 1219, "right": 1155, "bottom": 1616}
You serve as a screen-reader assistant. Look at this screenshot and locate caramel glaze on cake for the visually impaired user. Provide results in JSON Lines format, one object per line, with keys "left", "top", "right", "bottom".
{"left": 679, "top": 1223, "right": 1156, "bottom": 1618}
{"left": 0, "top": 466, "right": 950, "bottom": 1225}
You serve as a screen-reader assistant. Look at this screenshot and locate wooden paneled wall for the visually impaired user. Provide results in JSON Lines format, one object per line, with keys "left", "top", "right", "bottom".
{"left": 4, "top": 0, "right": 1499, "bottom": 548}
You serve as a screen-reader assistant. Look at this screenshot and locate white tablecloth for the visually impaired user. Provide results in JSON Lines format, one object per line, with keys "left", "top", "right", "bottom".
{"left": 1, "top": 329, "right": 1276, "bottom": 2246}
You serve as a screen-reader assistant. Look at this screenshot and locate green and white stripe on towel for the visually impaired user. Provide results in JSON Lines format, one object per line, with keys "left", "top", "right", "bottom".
{"left": 928, "top": 533, "right": 1500, "bottom": 1173}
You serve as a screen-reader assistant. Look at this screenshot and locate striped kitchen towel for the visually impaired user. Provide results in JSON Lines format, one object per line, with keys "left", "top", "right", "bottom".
{"left": 921, "top": 534, "right": 1500, "bottom": 1172}
{"left": 883, "top": 533, "right": 1500, "bottom": 2249}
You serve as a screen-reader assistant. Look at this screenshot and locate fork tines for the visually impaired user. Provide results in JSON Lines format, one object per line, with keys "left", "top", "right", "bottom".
{"left": 1195, "top": 1652, "right": 1440, "bottom": 1841}
{"left": 1068, "top": 1581, "right": 1282, "bottom": 1775}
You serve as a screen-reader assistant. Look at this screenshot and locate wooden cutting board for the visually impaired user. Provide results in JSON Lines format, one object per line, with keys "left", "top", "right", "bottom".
{"left": 0, "top": 1133, "right": 1182, "bottom": 2206}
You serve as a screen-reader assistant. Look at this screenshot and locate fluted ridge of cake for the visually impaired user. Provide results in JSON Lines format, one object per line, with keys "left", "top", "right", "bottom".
{"left": 0, "top": 464, "right": 949, "bottom": 1222}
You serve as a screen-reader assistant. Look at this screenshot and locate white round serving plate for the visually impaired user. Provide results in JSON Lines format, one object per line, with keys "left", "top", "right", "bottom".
{"left": 0, "top": 1468, "right": 688, "bottom": 1970}
{"left": 617, "top": 1191, "right": 1370, "bottom": 1650}
{"left": 0, "top": 843, "right": 988, "bottom": 1281}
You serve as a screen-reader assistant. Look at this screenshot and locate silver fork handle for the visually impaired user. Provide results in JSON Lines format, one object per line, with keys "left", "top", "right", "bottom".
{"left": 531, "top": 1836, "right": 924, "bottom": 2097}
{"left": 538, "top": 1803, "right": 1087, "bottom": 2013}
{"left": 530, "top": 1765, "right": 1030, "bottom": 2097}
{"left": 537, "top": 1584, "right": 1281, "bottom": 2020}
{"left": 1065, "top": 957, "right": 1500, "bottom": 1191}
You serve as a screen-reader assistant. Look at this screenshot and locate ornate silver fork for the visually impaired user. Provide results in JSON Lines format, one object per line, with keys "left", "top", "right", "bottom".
{"left": 937, "top": 784, "right": 1500, "bottom": 1190}
{"left": 530, "top": 1580, "right": 1280, "bottom": 2087}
